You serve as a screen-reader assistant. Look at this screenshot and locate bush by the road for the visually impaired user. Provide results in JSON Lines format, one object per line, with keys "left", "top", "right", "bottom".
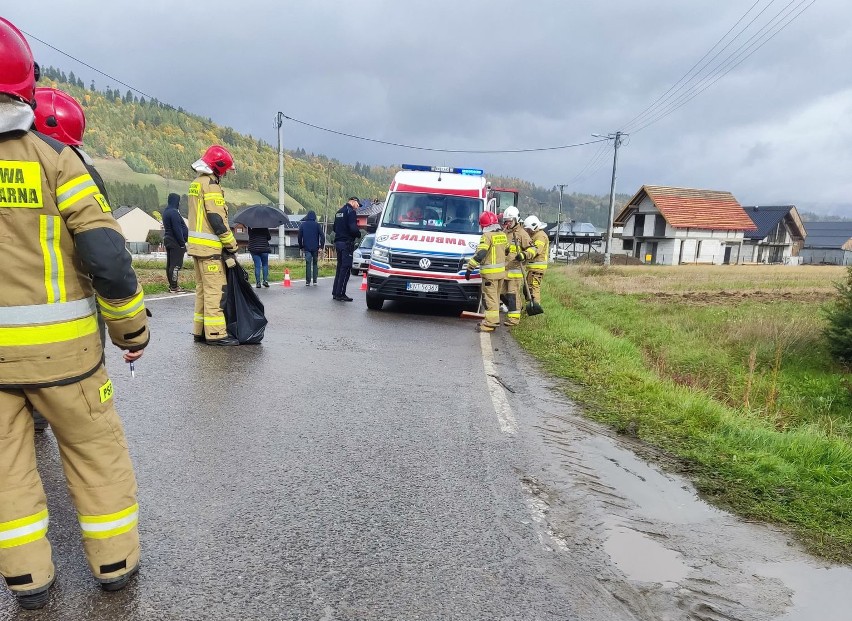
{"left": 825, "top": 265, "right": 852, "bottom": 368}
{"left": 513, "top": 264, "right": 852, "bottom": 562}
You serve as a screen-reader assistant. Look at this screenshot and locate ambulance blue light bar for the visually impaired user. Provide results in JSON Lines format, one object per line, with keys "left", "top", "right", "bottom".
{"left": 402, "top": 164, "right": 484, "bottom": 176}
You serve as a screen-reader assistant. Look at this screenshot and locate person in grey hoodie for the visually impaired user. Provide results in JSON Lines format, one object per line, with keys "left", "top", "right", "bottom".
{"left": 298, "top": 210, "right": 326, "bottom": 286}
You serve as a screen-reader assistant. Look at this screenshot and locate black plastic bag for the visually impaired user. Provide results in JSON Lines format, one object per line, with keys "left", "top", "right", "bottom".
{"left": 224, "top": 262, "right": 268, "bottom": 344}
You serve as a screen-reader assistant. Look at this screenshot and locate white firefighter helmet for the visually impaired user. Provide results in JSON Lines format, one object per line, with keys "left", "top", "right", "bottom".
{"left": 523, "top": 215, "right": 542, "bottom": 231}
{"left": 502, "top": 206, "right": 520, "bottom": 223}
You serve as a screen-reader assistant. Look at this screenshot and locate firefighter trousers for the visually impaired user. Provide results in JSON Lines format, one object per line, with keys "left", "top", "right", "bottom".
{"left": 526, "top": 269, "right": 544, "bottom": 304}
{"left": 481, "top": 278, "right": 503, "bottom": 329}
{"left": 502, "top": 274, "right": 523, "bottom": 326}
{"left": 193, "top": 256, "right": 228, "bottom": 340}
{"left": 0, "top": 365, "right": 139, "bottom": 594}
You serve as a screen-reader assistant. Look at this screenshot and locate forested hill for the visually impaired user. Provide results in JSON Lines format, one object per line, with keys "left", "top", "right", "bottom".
{"left": 39, "top": 66, "right": 619, "bottom": 226}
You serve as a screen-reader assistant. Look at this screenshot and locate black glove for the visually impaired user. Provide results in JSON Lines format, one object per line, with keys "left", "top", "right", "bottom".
{"left": 516, "top": 253, "right": 524, "bottom": 262}
{"left": 464, "top": 269, "right": 471, "bottom": 281}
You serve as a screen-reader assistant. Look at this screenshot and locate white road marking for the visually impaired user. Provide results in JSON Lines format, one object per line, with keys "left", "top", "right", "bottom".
{"left": 479, "top": 331, "right": 517, "bottom": 435}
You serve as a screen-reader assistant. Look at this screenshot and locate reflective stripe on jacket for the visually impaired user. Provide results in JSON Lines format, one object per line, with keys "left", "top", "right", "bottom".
{"left": 187, "top": 174, "right": 237, "bottom": 257}
{"left": 528, "top": 229, "right": 549, "bottom": 270}
{"left": 0, "top": 131, "right": 148, "bottom": 387}
{"left": 467, "top": 229, "right": 507, "bottom": 280}
{"left": 505, "top": 224, "right": 536, "bottom": 271}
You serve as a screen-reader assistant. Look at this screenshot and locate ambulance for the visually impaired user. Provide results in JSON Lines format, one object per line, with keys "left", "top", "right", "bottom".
{"left": 366, "top": 164, "right": 494, "bottom": 311}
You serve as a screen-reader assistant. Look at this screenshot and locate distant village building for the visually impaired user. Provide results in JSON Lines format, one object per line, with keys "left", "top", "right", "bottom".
{"left": 114, "top": 206, "right": 162, "bottom": 253}
{"left": 546, "top": 221, "right": 603, "bottom": 259}
{"left": 799, "top": 221, "right": 852, "bottom": 266}
{"left": 614, "top": 186, "right": 756, "bottom": 265}
{"left": 741, "top": 205, "right": 806, "bottom": 264}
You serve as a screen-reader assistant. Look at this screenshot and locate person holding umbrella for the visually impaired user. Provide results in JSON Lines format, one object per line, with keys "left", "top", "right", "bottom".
{"left": 232, "top": 205, "right": 289, "bottom": 288}
{"left": 248, "top": 227, "right": 272, "bottom": 288}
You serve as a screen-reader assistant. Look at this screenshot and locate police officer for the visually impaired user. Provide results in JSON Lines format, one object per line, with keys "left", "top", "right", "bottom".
{"left": 523, "top": 215, "right": 549, "bottom": 305}
{"left": 465, "top": 211, "right": 507, "bottom": 332}
{"left": 501, "top": 206, "right": 536, "bottom": 326}
{"left": 186, "top": 145, "right": 240, "bottom": 345}
{"left": 332, "top": 196, "right": 362, "bottom": 301}
{"left": 0, "top": 18, "right": 149, "bottom": 609}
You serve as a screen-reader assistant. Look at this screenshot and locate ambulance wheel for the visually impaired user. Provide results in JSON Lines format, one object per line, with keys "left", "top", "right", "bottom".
{"left": 366, "top": 292, "right": 384, "bottom": 310}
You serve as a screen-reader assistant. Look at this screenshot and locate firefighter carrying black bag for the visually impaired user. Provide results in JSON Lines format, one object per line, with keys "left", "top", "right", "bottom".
{"left": 224, "top": 261, "right": 267, "bottom": 344}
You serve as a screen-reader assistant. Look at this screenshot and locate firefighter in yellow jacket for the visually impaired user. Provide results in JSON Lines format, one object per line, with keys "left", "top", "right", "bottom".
{"left": 0, "top": 18, "right": 149, "bottom": 609}
{"left": 187, "top": 145, "right": 240, "bottom": 346}
{"left": 523, "top": 215, "right": 549, "bottom": 305}
{"left": 501, "top": 206, "right": 536, "bottom": 326}
{"left": 465, "top": 211, "right": 507, "bottom": 332}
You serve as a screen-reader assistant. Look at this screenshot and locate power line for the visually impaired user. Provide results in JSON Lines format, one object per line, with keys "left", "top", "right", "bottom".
{"left": 21, "top": 29, "right": 157, "bottom": 101}
{"left": 278, "top": 113, "right": 609, "bottom": 154}
{"left": 623, "top": 0, "right": 772, "bottom": 132}
{"left": 631, "top": 0, "right": 815, "bottom": 134}
{"left": 22, "top": 29, "right": 613, "bottom": 156}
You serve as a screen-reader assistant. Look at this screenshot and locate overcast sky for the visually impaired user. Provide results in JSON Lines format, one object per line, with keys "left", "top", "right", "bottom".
{"left": 6, "top": 1, "right": 850, "bottom": 214}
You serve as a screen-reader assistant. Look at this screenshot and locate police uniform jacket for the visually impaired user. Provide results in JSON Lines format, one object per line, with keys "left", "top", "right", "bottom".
{"left": 186, "top": 173, "right": 237, "bottom": 258}
{"left": 333, "top": 203, "right": 361, "bottom": 244}
{"left": 0, "top": 130, "right": 149, "bottom": 388}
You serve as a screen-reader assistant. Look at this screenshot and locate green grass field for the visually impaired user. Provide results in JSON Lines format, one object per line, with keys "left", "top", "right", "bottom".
{"left": 134, "top": 258, "right": 338, "bottom": 294}
{"left": 94, "top": 157, "right": 305, "bottom": 209}
{"left": 513, "top": 265, "right": 852, "bottom": 562}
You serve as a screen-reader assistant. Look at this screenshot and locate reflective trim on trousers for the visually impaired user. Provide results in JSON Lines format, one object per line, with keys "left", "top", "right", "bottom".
{"left": 0, "top": 510, "right": 49, "bottom": 549}
{"left": 0, "top": 296, "right": 96, "bottom": 325}
{"left": 78, "top": 503, "right": 139, "bottom": 540}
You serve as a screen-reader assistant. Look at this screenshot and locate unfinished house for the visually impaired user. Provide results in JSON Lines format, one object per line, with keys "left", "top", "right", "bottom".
{"left": 614, "top": 186, "right": 756, "bottom": 265}
{"left": 741, "top": 205, "right": 806, "bottom": 264}
{"left": 799, "top": 221, "right": 852, "bottom": 266}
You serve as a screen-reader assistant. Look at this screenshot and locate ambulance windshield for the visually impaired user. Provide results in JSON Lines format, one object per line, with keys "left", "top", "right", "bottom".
{"left": 381, "top": 192, "right": 483, "bottom": 234}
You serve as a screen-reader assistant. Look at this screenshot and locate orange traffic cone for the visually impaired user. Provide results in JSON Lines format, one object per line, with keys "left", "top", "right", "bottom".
{"left": 360, "top": 272, "right": 368, "bottom": 291}
{"left": 283, "top": 269, "right": 291, "bottom": 288}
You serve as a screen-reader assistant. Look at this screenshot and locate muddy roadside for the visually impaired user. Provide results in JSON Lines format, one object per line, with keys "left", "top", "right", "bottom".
{"left": 495, "top": 335, "right": 852, "bottom": 621}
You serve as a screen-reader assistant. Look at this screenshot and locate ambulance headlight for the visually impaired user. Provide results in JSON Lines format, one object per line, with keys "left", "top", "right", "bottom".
{"left": 371, "top": 246, "right": 389, "bottom": 262}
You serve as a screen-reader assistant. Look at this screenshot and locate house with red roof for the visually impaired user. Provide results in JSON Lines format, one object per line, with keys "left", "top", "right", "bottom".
{"left": 614, "top": 186, "right": 757, "bottom": 265}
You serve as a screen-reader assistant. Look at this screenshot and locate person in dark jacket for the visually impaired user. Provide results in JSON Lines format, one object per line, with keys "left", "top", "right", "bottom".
{"left": 162, "top": 193, "right": 189, "bottom": 293}
{"left": 248, "top": 227, "right": 272, "bottom": 288}
{"left": 298, "top": 210, "right": 325, "bottom": 287}
{"left": 332, "top": 197, "right": 362, "bottom": 301}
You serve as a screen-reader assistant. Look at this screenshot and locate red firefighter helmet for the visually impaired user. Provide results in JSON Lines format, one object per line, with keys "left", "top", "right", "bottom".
{"left": 34, "top": 88, "right": 86, "bottom": 146}
{"left": 201, "top": 145, "right": 235, "bottom": 177}
{"left": 0, "top": 17, "right": 36, "bottom": 104}
{"left": 478, "top": 211, "right": 498, "bottom": 228}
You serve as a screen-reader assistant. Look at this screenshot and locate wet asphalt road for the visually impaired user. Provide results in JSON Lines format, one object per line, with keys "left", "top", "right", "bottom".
{"left": 1, "top": 276, "right": 584, "bottom": 620}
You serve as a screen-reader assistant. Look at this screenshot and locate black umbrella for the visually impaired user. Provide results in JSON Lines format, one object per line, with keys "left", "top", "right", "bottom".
{"left": 233, "top": 205, "right": 289, "bottom": 229}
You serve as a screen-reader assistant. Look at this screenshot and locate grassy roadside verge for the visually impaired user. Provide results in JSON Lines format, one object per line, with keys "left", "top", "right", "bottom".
{"left": 512, "top": 265, "right": 852, "bottom": 562}
{"left": 133, "top": 259, "right": 339, "bottom": 295}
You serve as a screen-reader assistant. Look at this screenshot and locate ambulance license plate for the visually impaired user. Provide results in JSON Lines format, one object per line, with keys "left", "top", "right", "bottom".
{"left": 407, "top": 282, "right": 439, "bottom": 293}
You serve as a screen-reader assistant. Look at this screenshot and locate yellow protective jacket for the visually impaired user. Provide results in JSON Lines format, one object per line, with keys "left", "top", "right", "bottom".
{"left": 187, "top": 173, "right": 237, "bottom": 258}
{"left": 528, "top": 229, "right": 549, "bottom": 271}
{"left": 0, "top": 131, "right": 149, "bottom": 388}
{"left": 504, "top": 223, "right": 536, "bottom": 277}
{"left": 467, "top": 227, "right": 507, "bottom": 280}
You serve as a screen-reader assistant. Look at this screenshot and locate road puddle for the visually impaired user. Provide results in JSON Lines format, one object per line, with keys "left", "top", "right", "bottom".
{"left": 755, "top": 560, "right": 852, "bottom": 621}
{"left": 603, "top": 518, "right": 690, "bottom": 586}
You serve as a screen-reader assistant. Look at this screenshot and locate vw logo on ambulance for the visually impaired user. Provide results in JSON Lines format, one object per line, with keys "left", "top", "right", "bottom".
{"left": 419, "top": 258, "right": 431, "bottom": 270}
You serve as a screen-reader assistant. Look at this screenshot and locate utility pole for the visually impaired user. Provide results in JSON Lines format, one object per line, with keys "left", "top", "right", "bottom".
{"left": 555, "top": 184, "right": 565, "bottom": 263}
{"left": 324, "top": 161, "right": 333, "bottom": 256}
{"left": 593, "top": 131, "right": 626, "bottom": 267}
{"left": 276, "top": 112, "right": 285, "bottom": 212}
